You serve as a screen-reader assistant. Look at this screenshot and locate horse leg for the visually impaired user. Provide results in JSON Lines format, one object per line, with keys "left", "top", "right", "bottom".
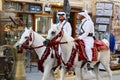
{"left": 41, "top": 66, "right": 53, "bottom": 80}
{"left": 94, "top": 62, "right": 100, "bottom": 80}
{"left": 75, "top": 67, "right": 82, "bottom": 80}
{"left": 100, "top": 50, "right": 112, "bottom": 80}
{"left": 101, "top": 61, "right": 112, "bottom": 80}
{"left": 49, "top": 70, "right": 56, "bottom": 80}
{"left": 60, "top": 67, "right": 66, "bottom": 80}
{"left": 80, "top": 68, "right": 84, "bottom": 80}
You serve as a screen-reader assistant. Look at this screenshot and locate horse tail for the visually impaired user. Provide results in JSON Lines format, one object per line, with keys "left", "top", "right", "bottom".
{"left": 102, "top": 38, "right": 109, "bottom": 47}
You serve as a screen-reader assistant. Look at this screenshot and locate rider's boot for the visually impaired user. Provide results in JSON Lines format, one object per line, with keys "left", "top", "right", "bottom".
{"left": 87, "top": 61, "right": 93, "bottom": 70}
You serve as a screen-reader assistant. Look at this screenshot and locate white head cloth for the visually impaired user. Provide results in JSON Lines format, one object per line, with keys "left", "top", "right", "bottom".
{"left": 57, "top": 11, "right": 66, "bottom": 19}
{"left": 78, "top": 10, "right": 94, "bottom": 24}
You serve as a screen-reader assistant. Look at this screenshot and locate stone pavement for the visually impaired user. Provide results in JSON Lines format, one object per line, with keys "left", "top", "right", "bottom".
{"left": 26, "top": 65, "right": 120, "bottom": 80}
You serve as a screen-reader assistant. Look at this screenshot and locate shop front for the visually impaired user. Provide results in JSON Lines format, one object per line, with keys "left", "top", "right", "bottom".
{"left": 2, "top": 0, "right": 82, "bottom": 38}
{"left": 1, "top": 0, "right": 83, "bottom": 62}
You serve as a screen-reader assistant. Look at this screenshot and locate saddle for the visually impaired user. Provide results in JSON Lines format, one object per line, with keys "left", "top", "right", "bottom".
{"left": 57, "top": 39, "right": 109, "bottom": 70}
{"left": 75, "top": 39, "right": 109, "bottom": 61}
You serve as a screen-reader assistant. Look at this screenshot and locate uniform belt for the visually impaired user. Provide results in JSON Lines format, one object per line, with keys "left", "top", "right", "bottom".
{"left": 79, "top": 33, "right": 93, "bottom": 37}
{"left": 88, "top": 33, "right": 93, "bottom": 37}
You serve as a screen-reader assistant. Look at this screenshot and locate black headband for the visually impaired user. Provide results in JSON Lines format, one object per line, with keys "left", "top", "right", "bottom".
{"left": 79, "top": 10, "right": 85, "bottom": 13}
{"left": 58, "top": 14, "right": 65, "bottom": 16}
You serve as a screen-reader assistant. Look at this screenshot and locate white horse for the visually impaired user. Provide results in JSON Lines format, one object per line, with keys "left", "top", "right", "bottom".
{"left": 44, "top": 24, "right": 112, "bottom": 80}
{"left": 16, "top": 27, "right": 57, "bottom": 80}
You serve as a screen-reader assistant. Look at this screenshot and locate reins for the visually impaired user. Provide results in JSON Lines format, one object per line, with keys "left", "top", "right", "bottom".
{"left": 47, "top": 27, "right": 88, "bottom": 70}
{"left": 47, "top": 27, "right": 77, "bottom": 69}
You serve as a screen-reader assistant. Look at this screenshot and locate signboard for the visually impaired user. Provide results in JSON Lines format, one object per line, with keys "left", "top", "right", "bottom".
{"left": 96, "top": 2, "right": 104, "bottom": 10}
{"left": 96, "top": 17, "right": 110, "bottom": 24}
{"left": 96, "top": 10, "right": 104, "bottom": 16}
{"left": 104, "top": 10, "right": 113, "bottom": 16}
{"left": 96, "top": 2, "right": 113, "bottom": 16}
{"left": 44, "top": 3, "right": 51, "bottom": 12}
{"left": 44, "top": 6, "right": 51, "bottom": 12}
{"left": 30, "top": 5, "right": 41, "bottom": 12}
{"left": 98, "top": 25, "right": 107, "bottom": 32}
{"left": 104, "top": 3, "right": 113, "bottom": 10}
{"left": 0, "top": 0, "right": 2, "bottom": 11}
{"left": 95, "top": 2, "right": 113, "bottom": 32}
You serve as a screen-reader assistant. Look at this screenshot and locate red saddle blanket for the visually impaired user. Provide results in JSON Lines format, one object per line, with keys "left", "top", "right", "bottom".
{"left": 92, "top": 40, "right": 109, "bottom": 61}
{"left": 94, "top": 40, "right": 109, "bottom": 51}
{"left": 75, "top": 40, "right": 108, "bottom": 61}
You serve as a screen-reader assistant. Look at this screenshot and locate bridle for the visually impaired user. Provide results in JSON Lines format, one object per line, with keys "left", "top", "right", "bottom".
{"left": 21, "top": 32, "right": 44, "bottom": 50}
{"left": 46, "top": 28, "right": 67, "bottom": 47}
{"left": 45, "top": 27, "right": 87, "bottom": 70}
{"left": 21, "top": 32, "right": 34, "bottom": 49}
{"left": 51, "top": 28, "right": 64, "bottom": 42}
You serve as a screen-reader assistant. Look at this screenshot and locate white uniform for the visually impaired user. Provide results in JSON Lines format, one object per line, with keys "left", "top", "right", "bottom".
{"left": 57, "top": 11, "right": 72, "bottom": 55}
{"left": 57, "top": 20, "right": 72, "bottom": 55}
{"left": 78, "top": 18, "right": 94, "bottom": 61}
{"left": 57, "top": 20, "right": 72, "bottom": 36}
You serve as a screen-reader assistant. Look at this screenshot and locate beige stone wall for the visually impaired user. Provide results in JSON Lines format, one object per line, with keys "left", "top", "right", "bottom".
{"left": 0, "top": 0, "right": 2, "bottom": 11}
{"left": 11, "top": 0, "right": 84, "bottom": 10}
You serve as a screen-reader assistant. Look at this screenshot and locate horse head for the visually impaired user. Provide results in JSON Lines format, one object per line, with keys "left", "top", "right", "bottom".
{"left": 43, "top": 24, "right": 64, "bottom": 47}
{"left": 16, "top": 27, "right": 34, "bottom": 51}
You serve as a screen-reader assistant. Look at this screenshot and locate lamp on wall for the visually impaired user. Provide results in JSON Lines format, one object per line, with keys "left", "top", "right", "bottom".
{"left": 56, "top": 2, "right": 62, "bottom": 6}
{"left": 49, "top": 0, "right": 63, "bottom": 6}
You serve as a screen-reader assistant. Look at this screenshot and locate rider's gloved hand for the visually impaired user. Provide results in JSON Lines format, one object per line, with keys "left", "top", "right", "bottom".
{"left": 74, "top": 38, "right": 80, "bottom": 42}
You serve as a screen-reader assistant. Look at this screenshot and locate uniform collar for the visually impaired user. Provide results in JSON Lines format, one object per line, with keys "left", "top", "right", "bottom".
{"left": 81, "top": 18, "right": 87, "bottom": 23}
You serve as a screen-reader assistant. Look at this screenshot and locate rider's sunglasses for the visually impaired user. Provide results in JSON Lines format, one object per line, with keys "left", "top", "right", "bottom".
{"left": 58, "top": 14, "right": 65, "bottom": 16}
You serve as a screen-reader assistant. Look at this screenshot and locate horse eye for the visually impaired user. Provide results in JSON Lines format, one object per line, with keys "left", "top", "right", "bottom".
{"left": 51, "top": 31, "right": 56, "bottom": 35}
{"left": 25, "top": 36, "right": 28, "bottom": 39}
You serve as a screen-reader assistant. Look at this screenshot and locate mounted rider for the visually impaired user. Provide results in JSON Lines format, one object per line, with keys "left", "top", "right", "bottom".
{"left": 57, "top": 11, "right": 72, "bottom": 55}
{"left": 76, "top": 10, "right": 95, "bottom": 69}
{"left": 57, "top": 11, "right": 72, "bottom": 36}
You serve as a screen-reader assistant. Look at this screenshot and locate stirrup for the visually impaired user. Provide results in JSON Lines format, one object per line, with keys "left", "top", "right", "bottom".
{"left": 52, "top": 66, "right": 58, "bottom": 71}
{"left": 87, "top": 62, "right": 93, "bottom": 70}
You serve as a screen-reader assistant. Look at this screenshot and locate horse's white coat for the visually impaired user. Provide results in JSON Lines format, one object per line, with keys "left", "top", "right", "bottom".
{"left": 16, "top": 27, "right": 56, "bottom": 80}
{"left": 46, "top": 25, "right": 112, "bottom": 80}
